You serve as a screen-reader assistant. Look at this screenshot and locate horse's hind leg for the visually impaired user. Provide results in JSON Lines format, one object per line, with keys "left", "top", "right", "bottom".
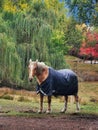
{"left": 74, "top": 94, "right": 80, "bottom": 112}
{"left": 61, "top": 96, "right": 68, "bottom": 113}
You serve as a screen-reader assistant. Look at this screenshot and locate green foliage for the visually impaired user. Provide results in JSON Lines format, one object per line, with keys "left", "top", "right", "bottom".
{"left": 0, "top": 33, "right": 22, "bottom": 84}
{"left": 65, "top": 0, "right": 98, "bottom": 26}
{"left": 0, "top": 0, "right": 69, "bottom": 89}
{"left": 64, "top": 17, "right": 83, "bottom": 52}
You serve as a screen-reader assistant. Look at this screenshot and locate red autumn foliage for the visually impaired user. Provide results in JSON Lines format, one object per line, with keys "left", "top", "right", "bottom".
{"left": 79, "top": 31, "right": 98, "bottom": 59}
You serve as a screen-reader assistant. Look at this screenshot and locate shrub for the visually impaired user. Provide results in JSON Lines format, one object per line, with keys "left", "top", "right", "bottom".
{"left": 0, "top": 94, "right": 13, "bottom": 100}
{"left": 17, "top": 96, "right": 30, "bottom": 102}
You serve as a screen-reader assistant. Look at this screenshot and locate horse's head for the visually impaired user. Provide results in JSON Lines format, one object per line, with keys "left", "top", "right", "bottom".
{"left": 28, "top": 59, "right": 38, "bottom": 82}
{"left": 28, "top": 59, "right": 47, "bottom": 82}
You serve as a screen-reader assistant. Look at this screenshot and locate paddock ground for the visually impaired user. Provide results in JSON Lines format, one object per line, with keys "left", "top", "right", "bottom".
{"left": 0, "top": 114, "right": 98, "bottom": 130}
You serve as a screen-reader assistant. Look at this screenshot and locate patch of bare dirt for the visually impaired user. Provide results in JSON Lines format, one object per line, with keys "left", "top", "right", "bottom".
{"left": 0, "top": 114, "right": 98, "bottom": 130}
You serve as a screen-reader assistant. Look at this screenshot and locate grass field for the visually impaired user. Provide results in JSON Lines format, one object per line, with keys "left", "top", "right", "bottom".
{"left": 0, "top": 81, "right": 98, "bottom": 116}
{"left": 65, "top": 55, "right": 98, "bottom": 81}
{"left": 0, "top": 56, "right": 98, "bottom": 116}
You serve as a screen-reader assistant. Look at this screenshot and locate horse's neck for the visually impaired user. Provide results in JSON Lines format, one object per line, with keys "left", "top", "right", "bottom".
{"left": 36, "top": 67, "right": 49, "bottom": 85}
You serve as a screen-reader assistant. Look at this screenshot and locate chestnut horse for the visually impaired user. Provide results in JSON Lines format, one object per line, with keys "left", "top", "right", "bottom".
{"left": 28, "top": 59, "right": 80, "bottom": 113}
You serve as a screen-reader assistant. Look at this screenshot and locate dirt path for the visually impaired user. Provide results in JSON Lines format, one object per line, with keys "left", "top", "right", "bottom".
{"left": 0, "top": 114, "right": 98, "bottom": 130}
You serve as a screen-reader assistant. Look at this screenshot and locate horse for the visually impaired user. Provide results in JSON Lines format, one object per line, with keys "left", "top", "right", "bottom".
{"left": 28, "top": 59, "right": 80, "bottom": 113}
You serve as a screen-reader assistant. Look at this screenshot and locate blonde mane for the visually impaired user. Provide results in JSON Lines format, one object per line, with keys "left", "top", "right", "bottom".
{"left": 36, "top": 61, "right": 48, "bottom": 75}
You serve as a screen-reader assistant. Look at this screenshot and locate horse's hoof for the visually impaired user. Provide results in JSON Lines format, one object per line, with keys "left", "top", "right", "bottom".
{"left": 60, "top": 110, "right": 65, "bottom": 113}
{"left": 60, "top": 108, "right": 66, "bottom": 113}
{"left": 38, "top": 110, "right": 42, "bottom": 114}
{"left": 75, "top": 110, "right": 80, "bottom": 113}
{"left": 46, "top": 110, "right": 51, "bottom": 114}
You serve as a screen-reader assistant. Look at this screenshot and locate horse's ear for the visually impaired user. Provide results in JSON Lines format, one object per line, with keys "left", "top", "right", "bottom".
{"left": 29, "top": 59, "right": 32, "bottom": 63}
{"left": 36, "top": 59, "right": 38, "bottom": 62}
{"left": 35, "top": 59, "right": 38, "bottom": 67}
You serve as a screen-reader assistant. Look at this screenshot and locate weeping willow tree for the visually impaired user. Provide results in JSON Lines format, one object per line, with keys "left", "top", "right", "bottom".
{"left": 0, "top": 33, "right": 21, "bottom": 87}
{"left": 13, "top": 0, "right": 67, "bottom": 64}
{"left": 0, "top": 0, "right": 69, "bottom": 89}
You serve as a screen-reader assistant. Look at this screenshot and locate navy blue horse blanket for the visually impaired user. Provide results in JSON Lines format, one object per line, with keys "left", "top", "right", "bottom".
{"left": 36, "top": 68, "right": 78, "bottom": 96}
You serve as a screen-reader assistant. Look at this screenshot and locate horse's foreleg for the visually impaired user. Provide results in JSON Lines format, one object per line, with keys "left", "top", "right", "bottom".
{"left": 61, "top": 96, "right": 68, "bottom": 113}
{"left": 38, "top": 94, "right": 44, "bottom": 113}
{"left": 74, "top": 94, "right": 80, "bottom": 112}
{"left": 46, "top": 96, "right": 51, "bottom": 114}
